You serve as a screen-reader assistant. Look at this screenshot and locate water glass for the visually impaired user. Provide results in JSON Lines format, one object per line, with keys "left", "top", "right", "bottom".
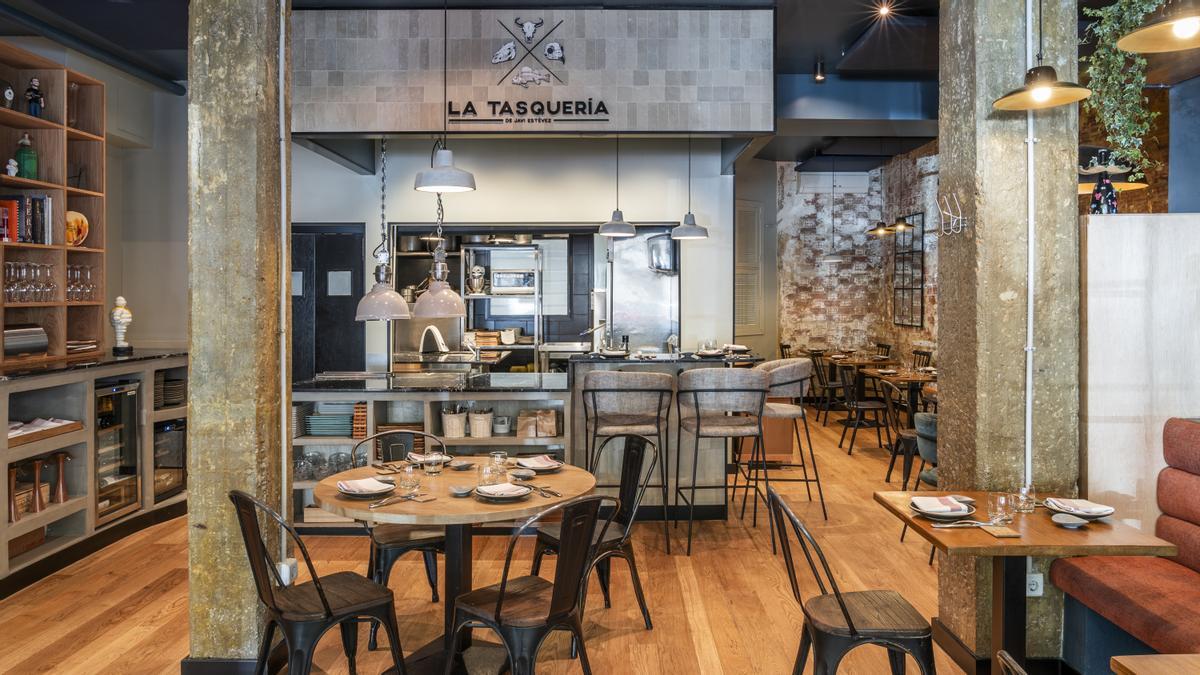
{"left": 488, "top": 451, "right": 508, "bottom": 468}
{"left": 988, "top": 492, "right": 1014, "bottom": 525}
{"left": 396, "top": 466, "right": 421, "bottom": 495}
{"left": 423, "top": 453, "right": 446, "bottom": 476}
{"left": 1016, "top": 485, "right": 1037, "bottom": 513}
{"left": 479, "top": 462, "right": 505, "bottom": 487}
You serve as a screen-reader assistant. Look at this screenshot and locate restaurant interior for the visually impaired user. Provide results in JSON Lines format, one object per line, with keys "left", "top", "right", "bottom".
{"left": 0, "top": 0, "right": 1197, "bottom": 674}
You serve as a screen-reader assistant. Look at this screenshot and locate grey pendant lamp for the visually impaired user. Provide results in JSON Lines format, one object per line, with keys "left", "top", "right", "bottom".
{"left": 414, "top": 3, "right": 476, "bottom": 194}
{"left": 672, "top": 136, "right": 709, "bottom": 240}
{"left": 357, "top": 139, "right": 412, "bottom": 321}
{"left": 599, "top": 136, "right": 636, "bottom": 237}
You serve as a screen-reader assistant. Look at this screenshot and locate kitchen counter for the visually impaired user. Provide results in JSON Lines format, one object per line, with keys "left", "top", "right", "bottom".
{"left": 390, "top": 350, "right": 512, "bottom": 367}
{"left": 568, "top": 352, "right": 763, "bottom": 365}
{"left": 294, "top": 371, "right": 569, "bottom": 393}
{"left": 0, "top": 349, "right": 188, "bottom": 382}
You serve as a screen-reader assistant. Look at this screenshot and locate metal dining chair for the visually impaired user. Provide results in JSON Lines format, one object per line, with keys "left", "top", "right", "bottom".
{"left": 912, "top": 350, "right": 933, "bottom": 369}
{"left": 531, "top": 434, "right": 656, "bottom": 631}
{"left": 229, "top": 490, "right": 407, "bottom": 675}
{"left": 443, "top": 495, "right": 618, "bottom": 675}
{"left": 875, "top": 343, "right": 893, "bottom": 357}
{"left": 836, "top": 363, "right": 889, "bottom": 455}
{"left": 768, "top": 488, "right": 937, "bottom": 675}
{"left": 351, "top": 430, "right": 447, "bottom": 649}
{"left": 880, "top": 380, "right": 919, "bottom": 487}
{"left": 809, "top": 353, "right": 848, "bottom": 425}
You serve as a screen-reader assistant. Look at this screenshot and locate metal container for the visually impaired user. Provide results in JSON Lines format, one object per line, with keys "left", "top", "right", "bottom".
{"left": 400, "top": 285, "right": 418, "bottom": 303}
{"left": 397, "top": 235, "right": 424, "bottom": 252}
{"left": 3, "top": 324, "right": 48, "bottom": 357}
{"left": 461, "top": 234, "right": 490, "bottom": 244}
{"left": 511, "top": 233, "right": 533, "bottom": 244}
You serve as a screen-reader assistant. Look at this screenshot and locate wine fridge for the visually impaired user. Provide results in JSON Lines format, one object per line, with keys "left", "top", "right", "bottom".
{"left": 96, "top": 381, "right": 140, "bottom": 525}
{"left": 153, "top": 419, "right": 186, "bottom": 502}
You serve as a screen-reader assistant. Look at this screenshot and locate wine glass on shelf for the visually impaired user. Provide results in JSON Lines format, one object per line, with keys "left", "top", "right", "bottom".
{"left": 43, "top": 264, "right": 57, "bottom": 302}
{"left": 83, "top": 266, "right": 96, "bottom": 301}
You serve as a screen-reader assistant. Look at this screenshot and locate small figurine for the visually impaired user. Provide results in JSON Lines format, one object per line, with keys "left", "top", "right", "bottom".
{"left": 25, "top": 77, "right": 44, "bottom": 117}
{"left": 1, "top": 80, "right": 13, "bottom": 110}
{"left": 110, "top": 296, "right": 133, "bottom": 356}
{"left": 15, "top": 133, "right": 36, "bottom": 180}
{"left": 4, "top": 159, "right": 17, "bottom": 176}
{"left": 1090, "top": 174, "right": 1119, "bottom": 215}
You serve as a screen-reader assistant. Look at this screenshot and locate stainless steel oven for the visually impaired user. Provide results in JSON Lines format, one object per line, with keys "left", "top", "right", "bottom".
{"left": 490, "top": 269, "right": 536, "bottom": 295}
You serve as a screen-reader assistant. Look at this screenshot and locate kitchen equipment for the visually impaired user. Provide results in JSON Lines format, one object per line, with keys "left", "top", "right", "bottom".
{"left": 511, "top": 233, "right": 533, "bottom": 244}
{"left": 605, "top": 230, "right": 680, "bottom": 354}
{"left": 461, "top": 234, "right": 490, "bottom": 244}
{"left": 153, "top": 419, "right": 186, "bottom": 502}
{"left": 3, "top": 324, "right": 48, "bottom": 357}
{"left": 467, "top": 265, "right": 487, "bottom": 294}
{"left": 492, "top": 416, "right": 511, "bottom": 435}
{"left": 500, "top": 328, "right": 517, "bottom": 345}
{"left": 400, "top": 285, "right": 418, "bottom": 303}
{"left": 95, "top": 381, "right": 141, "bottom": 525}
{"left": 490, "top": 269, "right": 536, "bottom": 295}
{"left": 646, "top": 233, "right": 678, "bottom": 274}
{"left": 397, "top": 235, "right": 425, "bottom": 252}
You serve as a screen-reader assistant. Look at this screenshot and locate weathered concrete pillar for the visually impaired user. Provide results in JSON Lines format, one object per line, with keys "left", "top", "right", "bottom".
{"left": 185, "top": 0, "right": 290, "bottom": 667}
{"left": 937, "top": 0, "right": 1079, "bottom": 661}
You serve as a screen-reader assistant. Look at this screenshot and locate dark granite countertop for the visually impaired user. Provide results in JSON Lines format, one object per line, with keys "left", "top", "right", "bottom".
{"left": 569, "top": 352, "right": 763, "bottom": 365}
{"left": 294, "top": 371, "right": 569, "bottom": 393}
{"left": 0, "top": 349, "right": 188, "bottom": 382}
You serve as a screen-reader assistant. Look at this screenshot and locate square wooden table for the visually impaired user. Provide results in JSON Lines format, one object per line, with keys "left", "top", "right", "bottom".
{"left": 1111, "top": 654, "right": 1200, "bottom": 675}
{"left": 874, "top": 491, "right": 1177, "bottom": 673}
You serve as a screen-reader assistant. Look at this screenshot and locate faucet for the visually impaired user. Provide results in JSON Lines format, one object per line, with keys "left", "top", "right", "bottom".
{"left": 419, "top": 325, "right": 450, "bottom": 354}
{"left": 666, "top": 334, "right": 679, "bottom": 354}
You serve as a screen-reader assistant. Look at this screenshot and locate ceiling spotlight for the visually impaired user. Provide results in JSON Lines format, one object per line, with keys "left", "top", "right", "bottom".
{"left": 877, "top": 3, "right": 892, "bottom": 17}
{"left": 1118, "top": 0, "right": 1200, "bottom": 53}
{"left": 814, "top": 58, "right": 826, "bottom": 83}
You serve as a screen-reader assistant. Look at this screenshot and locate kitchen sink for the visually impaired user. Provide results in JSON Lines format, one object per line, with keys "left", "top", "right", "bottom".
{"left": 385, "top": 372, "right": 468, "bottom": 389}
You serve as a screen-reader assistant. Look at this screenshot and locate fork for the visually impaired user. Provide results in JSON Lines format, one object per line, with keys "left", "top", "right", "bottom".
{"left": 931, "top": 520, "right": 994, "bottom": 529}
{"left": 516, "top": 482, "right": 561, "bottom": 498}
{"left": 369, "top": 492, "right": 420, "bottom": 509}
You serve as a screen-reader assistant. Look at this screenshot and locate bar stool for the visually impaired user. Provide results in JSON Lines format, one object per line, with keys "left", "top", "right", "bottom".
{"left": 582, "top": 370, "right": 674, "bottom": 553}
{"left": 749, "top": 358, "right": 827, "bottom": 520}
{"left": 674, "top": 367, "right": 769, "bottom": 555}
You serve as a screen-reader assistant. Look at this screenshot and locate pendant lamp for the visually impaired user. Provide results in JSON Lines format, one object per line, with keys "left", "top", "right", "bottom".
{"left": 1118, "top": 0, "right": 1200, "bottom": 53}
{"left": 891, "top": 214, "right": 912, "bottom": 233}
{"left": 1077, "top": 146, "right": 1149, "bottom": 194}
{"left": 412, "top": 193, "right": 466, "bottom": 319}
{"left": 357, "top": 139, "right": 411, "bottom": 321}
{"left": 819, "top": 159, "right": 843, "bottom": 264}
{"left": 672, "top": 137, "right": 709, "bottom": 240}
{"left": 599, "top": 136, "right": 636, "bottom": 237}
{"left": 866, "top": 221, "right": 891, "bottom": 237}
{"left": 993, "top": 0, "right": 1090, "bottom": 111}
{"left": 414, "top": 3, "right": 476, "bottom": 194}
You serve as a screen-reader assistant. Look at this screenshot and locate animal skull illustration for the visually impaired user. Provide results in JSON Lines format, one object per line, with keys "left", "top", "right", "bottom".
{"left": 491, "top": 41, "right": 516, "bottom": 64}
{"left": 511, "top": 66, "right": 550, "bottom": 88}
{"left": 543, "top": 42, "right": 564, "bottom": 63}
{"left": 514, "top": 17, "right": 544, "bottom": 43}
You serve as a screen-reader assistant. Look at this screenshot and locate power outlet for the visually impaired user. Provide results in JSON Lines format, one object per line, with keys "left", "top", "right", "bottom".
{"left": 1026, "top": 573, "right": 1044, "bottom": 597}
{"left": 276, "top": 558, "right": 298, "bottom": 586}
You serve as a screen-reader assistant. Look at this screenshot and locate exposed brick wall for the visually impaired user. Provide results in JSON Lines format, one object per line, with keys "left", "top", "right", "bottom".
{"left": 1079, "top": 88, "right": 1170, "bottom": 214}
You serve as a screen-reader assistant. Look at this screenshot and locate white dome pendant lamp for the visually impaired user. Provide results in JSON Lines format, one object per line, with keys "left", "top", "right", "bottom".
{"left": 599, "top": 136, "right": 636, "bottom": 237}
{"left": 414, "top": 2, "right": 476, "bottom": 194}
{"left": 672, "top": 136, "right": 709, "bottom": 240}
{"left": 357, "top": 138, "right": 411, "bottom": 321}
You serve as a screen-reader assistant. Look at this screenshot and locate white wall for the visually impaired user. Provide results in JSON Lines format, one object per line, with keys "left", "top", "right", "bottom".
{"left": 291, "top": 137, "right": 734, "bottom": 364}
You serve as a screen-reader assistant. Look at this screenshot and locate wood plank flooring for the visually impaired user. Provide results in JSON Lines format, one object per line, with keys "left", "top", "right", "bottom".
{"left": 0, "top": 409, "right": 961, "bottom": 674}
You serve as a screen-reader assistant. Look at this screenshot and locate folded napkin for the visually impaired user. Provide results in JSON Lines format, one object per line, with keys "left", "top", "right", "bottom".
{"left": 1046, "top": 498, "right": 1113, "bottom": 515}
{"left": 830, "top": 354, "right": 847, "bottom": 359}
{"left": 911, "top": 496, "right": 970, "bottom": 514}
{"left": 723, "top": 344, "right": 749, "bottom": 351}
{"left": 407, "top": 452, "right": 448, "bottom": 463}
{"left": 517, "top": 454, "right": 563, "bottom": 470}
{"left": 476, "top": 482, "right": 529, "bottom": 498}
{"left": 337, "top": 477, "right": 394, "bottom": 494}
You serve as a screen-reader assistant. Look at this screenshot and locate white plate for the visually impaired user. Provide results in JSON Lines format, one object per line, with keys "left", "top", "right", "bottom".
{"left": 1052, "top": 513, "right": 1088, "bottom": 529}
{"left": 509, "top": 468, "right": 536, "bottom": 481}
{"left": 910, "top": 502, "right": 977, "bottom": 522}
{"left": 1044, "top": 500, "right": 1113, "bottom": 521}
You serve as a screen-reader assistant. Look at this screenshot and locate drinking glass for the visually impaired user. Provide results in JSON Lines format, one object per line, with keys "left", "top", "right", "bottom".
{"left": 1016, "top": 485, "right": 1037, "bottom": 513}
{"left": 488, "top": 451, "right": 508, "bottom": 468}
{"left": 83, "top": 266, "right": 96, "bottom": 301}
{"left": 396, "top": 466, "right": 421, "bottom": 495}
{"left": 478, "top": 462, "right": 505, "bottom": 487}
{"left": 42, "top": 264, "right": 56, "bottom": 302}
{"left": 423, "top": 452, "right": 446, "bottom": 476}
{"left": 988, "top": 492, "right": 1014, "bottom": 525}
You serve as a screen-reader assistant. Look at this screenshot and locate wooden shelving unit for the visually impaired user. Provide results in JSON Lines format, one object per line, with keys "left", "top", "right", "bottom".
{"left": 0, "top": 43, "right": 105, "bottom": 367}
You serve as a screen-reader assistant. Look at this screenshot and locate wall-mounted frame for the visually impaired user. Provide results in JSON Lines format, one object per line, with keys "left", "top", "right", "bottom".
{"left": 893, "top": 212, "right": 925, "bottom": 328}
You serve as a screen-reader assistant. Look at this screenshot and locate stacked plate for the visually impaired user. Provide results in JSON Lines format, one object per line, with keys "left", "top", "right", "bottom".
{"left": 306, "top": 413, "right": 353, "bottom": 437}
{"left": 909, "top": 495, "right": 976, "bottom": 522}
{"left": 474, "top": 483, "right": 532, "bottom": 503}
{"left": 291, "top": 403, "right": 313, "bottom": 439}
{"left": 1044, "top": 498, "right": 1114, "bottom": 521}
{"left": 154, "top": 371, "right": 165, "bottom": 408}
{"left": 162, "top": 379, "right": 187, "bottom": 407}
{"left": 66, "top": 339, "right": 98, "bottom": 354}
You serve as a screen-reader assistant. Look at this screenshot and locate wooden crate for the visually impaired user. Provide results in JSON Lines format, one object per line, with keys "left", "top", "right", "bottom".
{"left": 8, "top": 526, "right": 45, "bottom": 559}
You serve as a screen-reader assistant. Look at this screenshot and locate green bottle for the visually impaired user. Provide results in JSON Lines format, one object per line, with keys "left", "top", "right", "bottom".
{"left": 15, "top": 132, "right": 36, "bottom": 180}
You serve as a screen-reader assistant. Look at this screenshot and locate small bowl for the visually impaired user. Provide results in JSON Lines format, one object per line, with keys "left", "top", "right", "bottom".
{"left": 509, "top": 468, "right": 536, "bottom": 481}
{"left": 448, "top": 460, "right": 474, "bottom": 471}
{"left": 449, "top": 485, "right": 474, "bottom": 498}
{"left": 1052, "top": 513, "right": 1088, "bottom": 529}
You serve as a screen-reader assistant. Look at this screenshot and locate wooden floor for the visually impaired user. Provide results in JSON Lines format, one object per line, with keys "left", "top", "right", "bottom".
{"left": 0, "top": 408, "right": 960, "bottom": 674}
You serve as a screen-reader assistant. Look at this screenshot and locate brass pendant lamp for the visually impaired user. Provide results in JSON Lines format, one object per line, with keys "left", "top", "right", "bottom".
{"left": 993, "top": 0, "right": 1090, "bottom": 111}
{"left": 1118, "top": 0, "right": 1200, "bottom": 53}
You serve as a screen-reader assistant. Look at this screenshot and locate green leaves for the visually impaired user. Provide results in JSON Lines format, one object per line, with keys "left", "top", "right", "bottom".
{"left": 1082, "top": 0, "right": 1164, "bottom": 180}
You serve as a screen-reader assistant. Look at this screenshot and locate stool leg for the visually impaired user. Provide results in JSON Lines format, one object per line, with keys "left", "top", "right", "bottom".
{"left": 757, "top": 427, "right": 776, "bottom": 554}
{"left": 686, "top": 431, "right": 700, "bottom": 556}
{"left": 673, "top": 416, "right": 682, "bottom": 531}
{"left": 802, "top": 413, "right": 828, "bottom": 520}
{"left": 792, "top": 419, "right": 813, "bottom": 501}
{"left": 658, "top": 427, "right": 671, "bottom": 554}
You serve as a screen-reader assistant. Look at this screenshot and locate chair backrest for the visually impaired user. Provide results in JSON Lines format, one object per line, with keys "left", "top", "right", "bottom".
{"left": 495, "top": 495, "right": 618, "bottom": 624}
{"left": 677, "top": 367, "right": 768, "bottom": 417}
{"left": 879, "top": 379, "right": 907, "bottom": 435}
{"left": 1157, "top": 418, "right": 1200, "bottom": 573}
{"left": 753, "top": 358, "right": 813, "bottom": 400}
{"left": 875, "top": 343, "right": 892, "bottom": 357}
{"left": 914, "top": 412, "right": 938, "bottom": 465}
{"left": 996, "top": 651, "right": 1029, "bottom": 675}
{"left": 810, "top": 354, "right": 830, "bottom": 388}
{"left": 229, "top": 490, "right": 332, "bottom": 618}
{"left": 582, "top": 370, "right": 674, "bottom": 420}
{"left": 768, "top": 487, "right": 860, "bottom": 635}
{"left": 592, "top": 434, "right": 657, "bottom": 542}
{"left": 779, "top": 343, "right": 792, "bottom": 359}
{"left": 351, "top": 429, "right": 449, "bottom": 467}
{"left": 912, "top": 350, "right": 933, "bottom": 369}
{"left": 836, "top": 364, "right": 861, "bottom": 405}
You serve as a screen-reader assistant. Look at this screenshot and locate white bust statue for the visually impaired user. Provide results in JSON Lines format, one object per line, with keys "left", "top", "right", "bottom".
{"left": 110, "top": 296, "right": 133, "bottom": 354}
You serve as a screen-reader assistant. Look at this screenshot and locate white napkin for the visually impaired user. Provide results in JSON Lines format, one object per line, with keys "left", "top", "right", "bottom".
{"left": 1046, "top": 498, "right": 1113, "bottom": 515}
{"left": 408, "top": 452, "right": 448, "bottom": 463}
{"left": 723, "top": 344, "right": 749, "bottom": 351}
{"left": 337, "top": 478, "right": 394, "bottom": 494}
{"left": 517, "top": 455, "right": 563, "bottom": 470}
{"left": 476, "top": 482, "right": 529, "bottom": 498}
{"left": 911, "top": 496, "right": 970, "bottom": 514}
{"left": 830, "top": 354, "right": 847, "bottom": 359}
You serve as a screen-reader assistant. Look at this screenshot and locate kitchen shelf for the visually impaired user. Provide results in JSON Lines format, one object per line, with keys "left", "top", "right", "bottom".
{"left": 152, "top": 405, "right": 188, "bottom": 423}
{"left": 6, "top": 427, "right": 87, "bottom": 463}
{"left": 1, "top": 242, "right": 59, "bottom": 250}
{"left": 478, "top": 344, "right": 537, "bottom": 351}
{"left": 6, "top": 496, "right": 87, "bottom": 539}
{"left": 438, "top": 435, "right": 567, "bottom": 447}
{"left": 394, "top": 251, "right": 460, "bottom": 258}
{"left": 0, "top": 107, "right": 62, "bottom": 131}
{"left": 292, "top": 436, "right": 359, "bottom": 446}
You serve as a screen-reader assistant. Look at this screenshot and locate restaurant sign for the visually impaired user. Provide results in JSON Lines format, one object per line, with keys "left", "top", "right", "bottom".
{"left": 292, "top": 9, "right": 773, "bottom": 134}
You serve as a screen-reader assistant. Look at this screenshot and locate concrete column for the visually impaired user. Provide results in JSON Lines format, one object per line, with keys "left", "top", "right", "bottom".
{"left": 937, "top": 0, "right": 1080, "bottom": 660}
{"left": 185, "top": 0, "right": 290, "bottom": 666}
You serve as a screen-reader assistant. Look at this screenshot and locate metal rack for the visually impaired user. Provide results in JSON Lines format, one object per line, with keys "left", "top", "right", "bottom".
{"left": 459, "top": 244, "right": 543, "bottom": 369}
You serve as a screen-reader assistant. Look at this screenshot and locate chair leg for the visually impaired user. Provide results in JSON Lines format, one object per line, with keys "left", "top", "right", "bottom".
{"left": 570, "top": 619, "right": 593, "bottom": 675}
{"left": 282, "top": 623, "right": 319, "bottom": 675}
{"left": 686, "top": 432, "right": 700, "bottom": 556}
{"left": 910, "top": 637, "right": 938, "bottom": 675}
{"left": 793, "top": 624, "right": 812, "bottom": 675}
{"left": 847, "top": 411, "right": 862, "bottom": 455}
{"left": 422, "top": 549, "right": 439, "bottom": 602}
{"left": 673, "top": 417, "right": 682, "bottom": 531}
{"left": 339, "top": 619, "right": 359, "bottom": 675}
{"left": 888, "top": 647, "right": 907, "bottom": 675}
{"left": 596, "top": 557, "right": 612, "bottom": 609}
{"left": 442, "top": 613, "right": 466, "bottom": 675}
{"left": 370, "top": 548, "right": 403, "bottom": 650}
{"left": 875, "top": 411, "right": 885, "bottom": 448}
{"left": 885, "top": 437, "right": 900, "bottom": 482}
{"left": 756, "top": 431, "right": 776, "bottom": 554}
{"left": 730, "top": 437, "right": 743, "bottom": 519}
{"left": 900, "top": 523, "right": 909, "bottom": 542}
{"left": 928, "top": 545, "right": 936, "bottom": 566}
{"left": 838, "top": 412, "right": 850, "bottom": 448}
{"left": 623, "top": 546, "right": 653, "bottom": 630}
{"left": 254, "top": 620, "right": 276, "bottom": 675}
{"left": 658, "top": 429, "right": 672, "bottom": 555}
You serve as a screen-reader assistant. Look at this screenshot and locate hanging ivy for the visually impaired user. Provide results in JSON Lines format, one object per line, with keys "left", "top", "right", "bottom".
{"left": 1082, "top": 0, "right": 1164, "bottom": 180}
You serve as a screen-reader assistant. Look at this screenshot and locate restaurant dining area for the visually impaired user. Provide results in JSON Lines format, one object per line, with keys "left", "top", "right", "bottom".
{"left": 0, "top": 0, "right": 1198, "bottom": 674}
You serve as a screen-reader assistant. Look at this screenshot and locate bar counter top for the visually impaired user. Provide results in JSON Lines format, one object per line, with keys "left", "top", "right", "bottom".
{"left": 568, "top": 352, "right": 763, "bottom": 365}
{"left": 294, "top": 371, "right": 569, "bottom": 393}
{"left": 0, "top": 349, "right": 188, "bottom": 382}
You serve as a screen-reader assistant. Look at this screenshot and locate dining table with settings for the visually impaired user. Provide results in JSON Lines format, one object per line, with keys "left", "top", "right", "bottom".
{"left": 315, "top": 461, "right": 597, "bottom": 674}
{"left": 874, "top": 491, "right": 1176, "bottom": 674}
{"left": 861, "top": 368, "right": 937, "bottom": 425}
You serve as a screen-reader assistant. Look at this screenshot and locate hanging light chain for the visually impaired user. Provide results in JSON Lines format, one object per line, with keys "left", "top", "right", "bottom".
{"left": 372, "top": 138, "right": 389, "bottom": 265}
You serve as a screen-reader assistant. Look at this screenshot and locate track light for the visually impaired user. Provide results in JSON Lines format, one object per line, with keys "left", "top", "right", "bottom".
{"left": 814, "top": 58, "right": 826, "bottom": 83}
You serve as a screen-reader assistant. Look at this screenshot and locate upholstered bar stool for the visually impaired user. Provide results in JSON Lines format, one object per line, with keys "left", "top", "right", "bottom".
{"left": 749, "top": 358, "right": 828, "bottom": 520}
{"left": 582, "top": 369, "right": 674, "bottom": 553}
{"left": 674, "top": 367, "right": 769, "bottom": 555}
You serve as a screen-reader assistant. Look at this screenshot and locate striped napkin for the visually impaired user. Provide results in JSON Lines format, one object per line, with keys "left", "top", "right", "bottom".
{"left": 517, "top": 455, "right": 563, "bottom": 470}
{"left": 911, "top": 496, "right": 970, "bottom": 514}
{"left": 1045, "top": 498, "right": 1113, "bottom": 515}
{"left": 476, "top": 482, "right": 529, "bottom": 498}
{"left": 337, "top": 478, "right": 394, "bottom": 494}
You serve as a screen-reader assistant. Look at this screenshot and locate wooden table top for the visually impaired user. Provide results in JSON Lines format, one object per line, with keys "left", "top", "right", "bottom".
{"left": 829, "top": 355, "right": 901, "bottom": 368}
{"left": 861, "top": 368, "right": 937, "bottom": 384}
{"left": 874, "top": 491, "right": 1178, "bottom": 558}
{"left": 1111, "top": 654, "right": 1200, "bottom": 675}
{"left": 314, "top": 464, "right": 596, "bottom": 526}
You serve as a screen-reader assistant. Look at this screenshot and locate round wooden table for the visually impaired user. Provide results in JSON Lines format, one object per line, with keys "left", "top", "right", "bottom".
{"left": 314, "top": 463, "right": 596, "bottom": 674}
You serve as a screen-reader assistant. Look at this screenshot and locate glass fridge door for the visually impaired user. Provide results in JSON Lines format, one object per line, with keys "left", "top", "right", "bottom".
{"left": 96, "top": 381, "right": 140, "bottom": 525}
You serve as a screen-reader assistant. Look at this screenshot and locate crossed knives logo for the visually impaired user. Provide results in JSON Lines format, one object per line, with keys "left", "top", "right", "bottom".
{"left": 490, "top": 17, "right": 565, "bottom": 88}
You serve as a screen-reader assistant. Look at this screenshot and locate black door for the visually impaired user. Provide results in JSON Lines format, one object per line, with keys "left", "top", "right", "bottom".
{"left": 292, "top": 224, "right": 365, "bottom": 381}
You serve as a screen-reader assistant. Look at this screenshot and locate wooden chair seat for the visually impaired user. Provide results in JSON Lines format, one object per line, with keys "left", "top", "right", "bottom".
{"left": 763, "top": 401, "right": 806, "bottom": 419}
{"left": 846, "top": 400, "right": 887, "bottom": 411}
{"left": 594, "top": 413, "right": 661, "bottom": 437}
{"left": 896, "top": 428, "right": 917, "bottom": 441}
{"left": 680, "top": 414, "right": 760, "bottom": 437}
{"left": 370, "top": 524, "right": 445, "bottom": 547}
{"left": 274, "top": 571, "right": 393, "bottom": 622}
{"left": 804, "top": 590, "right": 931, "bottom": 639}
{"left": 456, "top": 575, "right": 556, "bottom": 629}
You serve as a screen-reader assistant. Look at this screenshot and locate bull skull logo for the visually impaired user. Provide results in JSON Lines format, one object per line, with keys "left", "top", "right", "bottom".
{"left": 514, "top": 17, "right": 544, "bottom": 43}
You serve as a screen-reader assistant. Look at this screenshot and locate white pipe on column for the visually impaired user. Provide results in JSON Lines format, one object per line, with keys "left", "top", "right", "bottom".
{"left": 1023, "top": 0, "right": 1037, "bottom": 490}
{"left": 278, "top": 0, "right": 290, "bottom": 551}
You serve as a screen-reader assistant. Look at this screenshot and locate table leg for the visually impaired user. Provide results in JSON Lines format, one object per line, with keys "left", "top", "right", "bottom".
{"left": 907, "top": 382, "right": 920, "bottom": 428}
{"left": 400, "top": 523, "right": 474, "bottom": 675}
{"left": 992, "top": 556, "right": 1027, "bottom": 671}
